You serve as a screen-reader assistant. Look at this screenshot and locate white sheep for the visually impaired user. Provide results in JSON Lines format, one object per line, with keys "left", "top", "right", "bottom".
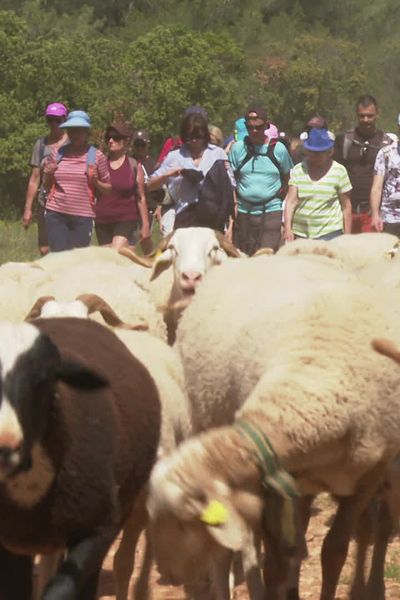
{"left": 277, "top": 232, "right": 399, "bottom": 274}
{"left": 122, "top": 227, "right": 243, "bottom": 343}
{"left": 148, "top": 254, "right": 400, "bottom": 600}
{"left": 24, "top": 261, "right": 166, "bottom": 340}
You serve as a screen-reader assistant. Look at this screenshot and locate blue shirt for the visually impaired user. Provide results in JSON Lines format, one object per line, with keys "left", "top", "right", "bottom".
{"left": 229, "top": 140, "right": 293, "bottom": 215}
{"left": 151, "top": 144, "right": 235, "bottom": 214}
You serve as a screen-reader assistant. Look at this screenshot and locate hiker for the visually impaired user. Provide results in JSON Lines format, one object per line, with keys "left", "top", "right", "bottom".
{"left": 131, "top": 128, "right": 164, "bottom": 242}
{"left": 42, "top": 110, "right": 111, "bottom": 252}
{"left": 208, "top": 125, "right": 224, "bottom": 147}
{"left": 370, "top": 113, "right": 400, "bottom": 236}
{"left": 229, "top": 105, "right": 293, "bottom": 254}
{"left": 284, "top": 128, "right": 352, "bottom": 241}
{"left": 334, "top": 94, "right": 392, "bottom": 233}
{"left": 95, "top": 121, "right": 150, "bottom": 251}
{"left": 23, "top": 102, "right": 69, "bottom": 255}
{"left": 148, "top": 111, "right": 235, "bottom": 234}
{"left": 292, "top": 114, "right": 328, "bottom": 164}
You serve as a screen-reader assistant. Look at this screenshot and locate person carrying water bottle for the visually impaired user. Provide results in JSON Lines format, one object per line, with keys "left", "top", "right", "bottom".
{"left": 42, "top": 110, "right": 111, "bottom": 252}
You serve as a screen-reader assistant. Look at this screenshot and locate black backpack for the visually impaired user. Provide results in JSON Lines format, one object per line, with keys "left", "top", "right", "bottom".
{"left": 195, "top": 160, "right": 235, "bottom": 232}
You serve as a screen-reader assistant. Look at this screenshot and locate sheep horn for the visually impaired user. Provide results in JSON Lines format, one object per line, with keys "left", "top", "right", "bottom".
{"left": 76, "top": 294, "right": 149, "bottom": 331}
{"left": 118, "top": 247, "right": 153, "bottom": 268}
{"left": 252, "top": 247, "right": 274, "bottom": 257}
{"left": 213, "top": 231, "right": 242, "bottom": 258}
{"left": 371, "top": 338, "right": 400, "bottom": 365}
{"left": 25, "top": 296, "right": 56, "bottom": 321}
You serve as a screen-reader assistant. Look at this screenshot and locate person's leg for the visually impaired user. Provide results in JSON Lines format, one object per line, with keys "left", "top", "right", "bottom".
{"left": 351, "top": 213, "right": 362, "bottom": 234}
{"left": 37, "top": 204, "right": 50, "bottom": 255}
{"left": 111, "top": 221, "right": 136, "bottom": 251}
{"left": 45, "top": 210, "right": 71, "bottom": 252}
{"left": 68, "top": 215, "right": 93, "bottom": 249}
{"left": 258, "top": 210, "right": 283, "bottom": 253}
{"left": 360, "top": 212, "right": 373, "bottom": 233}
{"left": 234, "top": 212, "right": 253, "bottom": 255}
{"left": 95, "top": 222, "right": 114, "bottom": 247}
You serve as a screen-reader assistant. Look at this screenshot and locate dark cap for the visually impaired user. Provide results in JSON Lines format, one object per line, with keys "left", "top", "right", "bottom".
{"left": 133, "top": 129, "right": 150, "bottom": 142}
{"left": 245, "top": 105, "right": 268, "bottom": 122}
{"left": 184, "top": 105, "right": 208, "bottom": 120}
{"left": 106, "top": 121, "right": 133, "bottom": 138}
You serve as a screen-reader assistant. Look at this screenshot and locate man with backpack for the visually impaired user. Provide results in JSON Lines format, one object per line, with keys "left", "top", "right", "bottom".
{"left": 334, "top": 95, "right": 392, "bottom": 233}
{"left": 22, "top": 102, "right": 69, "bottom": 255}
{"left": 229, "top": 105, "right": 293, "bottom": 254}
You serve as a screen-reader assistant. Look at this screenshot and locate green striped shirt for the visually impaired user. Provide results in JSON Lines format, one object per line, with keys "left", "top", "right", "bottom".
{"left": 289, "top": 160, "right": 352, "bottom": 238}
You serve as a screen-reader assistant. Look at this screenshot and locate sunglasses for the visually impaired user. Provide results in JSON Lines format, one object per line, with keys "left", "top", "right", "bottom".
{"left": 246, "top": 123, "right": 265, "bottom": 132}
{"left": 183, "top": 135, "right": 204, "bottom": 143}
{"left": 46, "top": 116, "right": 63, "bottom": 124}
{"left": 105, "top": 133, "right": 126, "bottom": 142}
{"left": 133, "top": 140, "right": 147, "bottom": 147}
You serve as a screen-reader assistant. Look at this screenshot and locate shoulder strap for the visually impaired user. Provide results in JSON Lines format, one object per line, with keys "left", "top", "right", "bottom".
{"left": 266, "top": 139, "right": 284, "bottom": 178}
{"left": 86, "top": 145, "right": 97, "bottom": 168}
{"left": 127, "top": 156, "right": 138, "bottom": 180}
{"left": 234, "top": 137, "right": 254, "bottom": 176}
{"left": 342, "top": 129, "right": 355, "bottom": 161}
{"left": 55, "top": 143, "right": 69, "bottom": 163}
{"left": 38, "top": 137, "right": 46, "bottom": 163}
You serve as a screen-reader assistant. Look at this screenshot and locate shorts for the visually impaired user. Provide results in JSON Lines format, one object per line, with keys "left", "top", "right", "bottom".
{"left": 95, "top": 221, "right": 138, "bottom": 245}
{"left": 351, "top": 212, "right": 372, "bottom": 233}
{"left": 37, "top": 203, "right": 49, "bottom": 248}
{"left": 234, "top": 210, "right": 282, "bottom": 255}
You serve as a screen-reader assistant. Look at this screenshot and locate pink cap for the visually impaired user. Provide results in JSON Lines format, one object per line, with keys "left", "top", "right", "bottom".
{"left": 265, "top": 123, "right": 279, "bottom": 139}
{"left": 45, "top": 103, "right": 68, "bottom": 118}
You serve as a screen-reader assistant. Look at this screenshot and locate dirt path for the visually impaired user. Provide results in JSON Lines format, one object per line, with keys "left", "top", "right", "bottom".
{"left": 98, "top": 494, "right": 400, "bottom": 599}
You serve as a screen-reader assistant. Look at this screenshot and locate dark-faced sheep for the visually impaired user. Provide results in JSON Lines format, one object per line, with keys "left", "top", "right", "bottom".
{"left": 0, "top": 317, "right": 160, "bottom": 599}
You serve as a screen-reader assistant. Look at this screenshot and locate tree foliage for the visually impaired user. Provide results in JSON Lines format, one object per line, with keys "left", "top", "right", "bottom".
{"left": 0, "top": 0, "right": 397, "bottom": 215}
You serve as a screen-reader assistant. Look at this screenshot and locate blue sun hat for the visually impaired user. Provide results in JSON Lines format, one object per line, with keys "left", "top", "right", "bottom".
{"left": 303, "top": 127, "right": 335, "bottom": 152}
{"left": 60, "top": 110, "right": 91, "bottom": 128}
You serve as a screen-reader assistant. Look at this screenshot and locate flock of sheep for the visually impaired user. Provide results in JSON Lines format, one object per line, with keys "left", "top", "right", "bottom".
{"left": 0, "top": 227, "right": 399, "bottom": 600}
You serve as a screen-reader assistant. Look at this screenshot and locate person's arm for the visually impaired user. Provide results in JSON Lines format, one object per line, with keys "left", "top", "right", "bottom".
{"left": 339, "top": 191, "right": 352, "bottom": 234}
{"left": 93, "top": 177, "right": 112, "bottom": 194}
{"left": 147, "top": 167, "right": 181, "bottom": 191}
{"left": 370, "top": 174, "right": 385, "bottom": 232}
{"left": 136, "top": 165, "right": 150, "bottom": 239}
{"left": 22, "top": 167, "right": 41, "bottom": 228}
{"left": 283, "top": 185, "right": 299, "bottom": 242}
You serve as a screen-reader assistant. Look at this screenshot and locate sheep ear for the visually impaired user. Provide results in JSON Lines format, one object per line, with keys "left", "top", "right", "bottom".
{"left": 57, "top": 360, "right": 109, "bottom": 390}
{"left": 25, "top": 296, "right": 56, "bottom": 320}
{"left": 200, "top": 499, "right": 247, "bottom": 551}
{"left": 372, "top": 338, "right": 400, "bottom": 364}
{"left": 150, "top": 248, "right": 174, "bottom": 281}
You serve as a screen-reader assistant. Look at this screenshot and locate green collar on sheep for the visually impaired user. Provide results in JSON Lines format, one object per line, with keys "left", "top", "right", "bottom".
{"left": 235, "top": 419, "right": 299, "bottom": 558}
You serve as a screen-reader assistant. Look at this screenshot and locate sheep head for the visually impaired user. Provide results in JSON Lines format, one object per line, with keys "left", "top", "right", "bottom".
{"left": 149, "top": 228, "right": 241, "bottom": 297}
{"left": 147, "top": 434, "right": 263, "bottom": 586}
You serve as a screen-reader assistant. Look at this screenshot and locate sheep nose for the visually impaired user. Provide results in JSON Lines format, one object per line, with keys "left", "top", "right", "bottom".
{"left": 181, "top": 272, "right": 203, "bottom": 286}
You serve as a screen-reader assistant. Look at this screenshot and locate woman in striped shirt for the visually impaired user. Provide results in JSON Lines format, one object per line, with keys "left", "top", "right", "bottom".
{"left": 284, "top": 128, "right": 352, "bottom": 242}
{"left": 43, "top": 110, "right": 111, "bottom": 252}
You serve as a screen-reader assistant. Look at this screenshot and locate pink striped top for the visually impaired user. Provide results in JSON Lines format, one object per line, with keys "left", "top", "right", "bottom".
{"left": 46, "top": 148, "right": 110, "bottom": 218}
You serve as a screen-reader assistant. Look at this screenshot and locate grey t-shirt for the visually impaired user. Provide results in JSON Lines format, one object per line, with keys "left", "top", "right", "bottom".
{"left": 30, "top": 136, "right": 54, "bottom": 169}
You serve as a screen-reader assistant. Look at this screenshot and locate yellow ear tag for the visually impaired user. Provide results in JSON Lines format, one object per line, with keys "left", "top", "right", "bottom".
{"left": 154, "top": 249, "right": 164, "bottom": 260}
{"left": 200, "top": 500, "right": 228, "bottom": 526}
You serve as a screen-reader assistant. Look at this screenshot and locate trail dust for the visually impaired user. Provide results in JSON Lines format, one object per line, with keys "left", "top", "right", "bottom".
{"left": 98, "top": 494, "right": 400, "bottom": 599}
